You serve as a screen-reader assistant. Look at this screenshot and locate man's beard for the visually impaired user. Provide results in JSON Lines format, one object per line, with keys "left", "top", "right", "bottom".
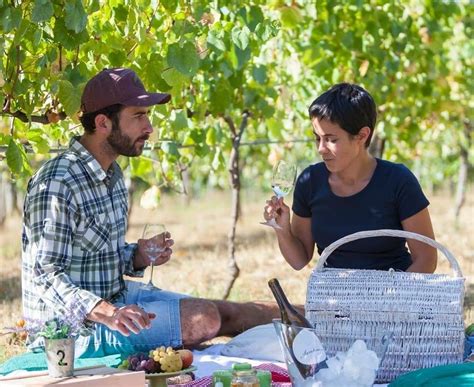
{"left": 106, "top": 121, "right": 147, "bottom": 157}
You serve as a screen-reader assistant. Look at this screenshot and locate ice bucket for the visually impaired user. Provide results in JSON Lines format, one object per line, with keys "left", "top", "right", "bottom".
{"left": 272, "top": 319, "right": 392, "bottom": 386}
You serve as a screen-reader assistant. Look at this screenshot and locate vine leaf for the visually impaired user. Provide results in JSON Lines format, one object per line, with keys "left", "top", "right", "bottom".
{"left": 6, "top": 137, "right": 30, "bottom": 176}
{"left": 65, "top": 0, "right": 88, "bottom": 33}
{"left": 231, "top": 25, "right": 250, "bottom": 51}
{"left": 31, "top": 0, "right": 54, "bottom": 24}
{"left": 167, "top": 42, "right": 200, "bottom": 77}
{"left": 6, "top": 138, "right": 22, "bottom": 175}
{"left": 53, "top": 17, "right": 88, "bottom": 50}
{"left": 57, "top": 80, "right": 81, "bottom": 117}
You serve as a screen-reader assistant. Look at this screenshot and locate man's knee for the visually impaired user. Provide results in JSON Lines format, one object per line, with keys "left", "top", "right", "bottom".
{"left": 180, "top": 298, "right": 221, "bottom": 345}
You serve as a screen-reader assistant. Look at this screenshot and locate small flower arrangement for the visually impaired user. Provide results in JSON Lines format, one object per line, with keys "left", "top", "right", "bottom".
{"left": 1, "top": 319, "right": 28, "bottom": 345}
{"left": 2, "top": 316, "right": 83, "bottom": 344}
{"left": 36, "top": 318, "right": 76, "bottom": 340}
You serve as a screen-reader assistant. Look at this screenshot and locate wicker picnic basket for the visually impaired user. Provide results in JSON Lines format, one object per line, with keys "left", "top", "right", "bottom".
{"left": 305, "top": 229, "right": 465, "bottom": 383}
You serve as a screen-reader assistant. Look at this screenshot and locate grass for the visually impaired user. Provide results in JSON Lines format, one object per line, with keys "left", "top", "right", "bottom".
{"left": 0, "top": 188, "right": 473, "bottom": 365}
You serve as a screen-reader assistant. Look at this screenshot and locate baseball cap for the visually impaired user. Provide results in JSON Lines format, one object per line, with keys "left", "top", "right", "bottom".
{"left": 80, "top": 68, "right": 171, "bottom": 114}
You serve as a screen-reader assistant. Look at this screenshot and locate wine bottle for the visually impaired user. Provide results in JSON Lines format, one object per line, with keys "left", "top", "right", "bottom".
{"left": 268, "top": 278, "right": 313, "bottom": 327}
{"left": 268, "top": 278, "right": 321, "bottom": 379}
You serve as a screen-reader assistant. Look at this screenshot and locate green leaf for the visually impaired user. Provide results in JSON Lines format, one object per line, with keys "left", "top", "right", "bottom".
{"left": 27, "top": 129, "right": 50, "bottom": 154}
{"left": 161, "top": 68, "right": 188, "bottom": 88}
{"left": 231, "top": 25, "right": 250, "bottom": 51}
{"left": 32, "top": 29, "right": 43, "bottom": 46}
{"left": 6, "top": 138, "right": 23, "bottom": 175}
{"left": 266, "top": 117, "right": 282, "bottom": 139}
{"left": 167, "top": 42, "right": 200, "bottom": 77}
{"left": 280, "top": 6, "right": 302, "bottom": 28}
{"left": 57, "top": 80, "right": 81, "bottom": 117}
{"left": 1, "top": 6, "right": 22, "bottom": 32}
{"left": 255, "top": 20, "right": 279, "bottom": 41}
{"left": 189, "top": 129, "right": 205, "bottom": 144}
{"left": 113, "top": 4, "right": 129, "bottom": 22}
{"left": 31, "top": 0, "right": 54, "bottom": 23}
{"left": 12, "top": 18, "right": 30, "bottom": 46}
{"left": 130, "top": 157, "right": 153, "bottom": 176}
{"left": 161, "top": 0, "right": 178, "bottom": 12}
{"left": 252, "top": 65, "right": 267, "bottom": 84}
{"left": 109, "top": 50, "right": 127, "bottom": 67}
{"left": 65, "top": 0, "right": 88, "bottom": 33}
{"left": 206, "top": 126, "right": 217, "bottom": 146}
{"left": 171, "top": 110, "right": 188, "bottom": 131}
{"left": 172, "top": 19, "right": 197, "bottom": 37}
{"left": 247, "top": 5, "right": 264, "bottom": 32}
{"left": 160, "top": 141, "right": 180, "bottom": 158}
{"left": 207, "top": 30, "right": 226, "bottom": 52}
{"left": 53, "top": 17, "right": 88, "bottom": 50}
{"left": 229, "top": 45, "right": 251, "bottom": 70}
{"left": 209, "top": 79, "right": 232, "bottom": 115}
{"left": 212, "top": 148, "right": 225, "bottom": 170}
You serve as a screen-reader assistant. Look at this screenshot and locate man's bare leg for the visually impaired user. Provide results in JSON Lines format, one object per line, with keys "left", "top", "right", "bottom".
{"left": 179, "top": 298, "right": 305, "bottom": 345}
{"left": 180, "top": 298, "right": 221, "bottom": 346}
{"left": 213, "top": 300, "right": 283, "bottom": 336}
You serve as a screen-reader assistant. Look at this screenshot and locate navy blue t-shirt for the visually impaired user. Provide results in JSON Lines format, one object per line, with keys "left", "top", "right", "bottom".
{"left": 292, "top": 159, "right": 429, "bottom": 271}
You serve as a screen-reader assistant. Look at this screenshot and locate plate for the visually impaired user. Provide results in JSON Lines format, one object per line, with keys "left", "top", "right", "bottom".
{"left": 145, "top": 366, "right": 197, "bottom": 387}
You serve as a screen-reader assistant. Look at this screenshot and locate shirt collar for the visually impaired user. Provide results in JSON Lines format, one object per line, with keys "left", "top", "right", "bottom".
{"left": 69, "top": 136, "right": 120, "bottom": 186}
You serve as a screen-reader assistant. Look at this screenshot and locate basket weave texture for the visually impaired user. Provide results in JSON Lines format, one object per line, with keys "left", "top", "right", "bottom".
{"left": 305, "top": 229, "right": 465, "bottom": 383}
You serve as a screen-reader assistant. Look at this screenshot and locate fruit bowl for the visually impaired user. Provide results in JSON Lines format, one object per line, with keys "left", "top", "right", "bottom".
{"left": 145, "top": 366, "right": 197, "bottom": 387}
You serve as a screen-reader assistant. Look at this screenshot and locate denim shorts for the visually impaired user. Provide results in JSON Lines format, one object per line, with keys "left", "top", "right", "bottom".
{"left": 74, "top": 280, "right": 189, "bottom": 358}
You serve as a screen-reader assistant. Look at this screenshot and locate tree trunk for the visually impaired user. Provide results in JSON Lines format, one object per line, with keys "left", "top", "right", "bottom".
{"left": 222, "top": 112, "right": 249, "bottom": 300}
{"left": 180, "top": 165, "right": 191, "bottom": 207}
{"left": 454, "top": 120, "right": 472, "bottom": 222}
{"left": 368, "top": 134, "right": 385, "bottom": 158}
{"left": 0, "top": 171, "right": 16, "bottom": 226}
{"left": 0, "top": 173, "right": 6, "bottom": 226}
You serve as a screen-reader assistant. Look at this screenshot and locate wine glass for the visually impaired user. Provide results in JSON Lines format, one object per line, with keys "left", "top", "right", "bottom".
{"left": 140, "top": 223, "right": 166, "bottom": 290}
{"left": 261, "top": 160, "right": 297, "bottom": 229}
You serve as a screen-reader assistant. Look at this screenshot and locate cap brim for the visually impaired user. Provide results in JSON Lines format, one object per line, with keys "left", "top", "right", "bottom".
{"left": 122, "top": 92, "right": 171, "bottom": 107}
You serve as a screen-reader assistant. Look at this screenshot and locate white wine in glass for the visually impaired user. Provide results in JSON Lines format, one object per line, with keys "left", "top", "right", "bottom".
{"left": 261, "top": 161, "right": 297, "bottom": 229}
{"left": 140, "top": 223, "right": 166, "bottom": 290}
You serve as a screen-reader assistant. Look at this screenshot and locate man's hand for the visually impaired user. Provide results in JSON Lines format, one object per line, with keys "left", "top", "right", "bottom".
{"left": 87, "top": 300, "right": 156, "bottom": 336}
{"left": 134, "top": 232, "right": 174, "bottom": 270}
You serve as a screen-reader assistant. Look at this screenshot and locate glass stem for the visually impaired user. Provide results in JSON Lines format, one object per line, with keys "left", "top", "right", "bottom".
{"left": 148, "top": 261, "right": 155, "bottom": 286}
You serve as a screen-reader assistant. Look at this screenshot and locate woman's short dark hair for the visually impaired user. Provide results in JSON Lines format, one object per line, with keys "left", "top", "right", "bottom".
{"left": 79, "top": 104, "right": 124, "bottom": 134}
{"left": 308, "top": 83, "right": 377, "bottom": 147}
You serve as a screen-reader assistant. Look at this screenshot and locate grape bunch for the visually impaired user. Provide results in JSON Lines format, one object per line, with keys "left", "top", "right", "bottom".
{"left": 118, "top": 347, "right": 187, "bottom": 374}
{"left": 150, "top": 346, "right": 183, "bottom": 373}
{"left": 118, "top": 352, "right": 160, "bottom": 374}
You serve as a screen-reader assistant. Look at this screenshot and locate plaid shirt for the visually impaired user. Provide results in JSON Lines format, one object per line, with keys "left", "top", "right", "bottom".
{"left": 22, "top": 137, "right": 142, "bottom": 326}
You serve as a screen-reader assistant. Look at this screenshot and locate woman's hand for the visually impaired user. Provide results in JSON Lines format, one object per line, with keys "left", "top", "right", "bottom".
{"left": 263, "top": 196, "right": 291, "bottom": 231}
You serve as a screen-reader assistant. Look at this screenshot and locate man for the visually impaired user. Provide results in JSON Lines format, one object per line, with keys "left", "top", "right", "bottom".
{"left": 22, "top": 68, "right": 279, "bottom": 357}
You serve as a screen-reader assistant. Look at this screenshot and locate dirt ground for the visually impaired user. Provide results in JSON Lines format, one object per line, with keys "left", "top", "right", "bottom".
{"left": 0, "top": 188, "right": 473, "bottom": 364}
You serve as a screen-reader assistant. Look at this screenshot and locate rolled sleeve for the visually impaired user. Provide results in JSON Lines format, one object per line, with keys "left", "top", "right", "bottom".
{"left": 123, "top": 242, "right": 145, "bottom": 277}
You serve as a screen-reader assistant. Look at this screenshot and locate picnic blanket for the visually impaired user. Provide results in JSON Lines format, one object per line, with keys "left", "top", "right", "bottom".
{"left": 0, "top": 345, "right": 291, "bottom": 386}
{"left": 388, "top": 362, "right": 474, "bottom": 387}
{"left": 0, "top": 344, "right": 393, "bottom": 386}
{"left": 0, "top": 351, "right": 122, "bottom": 375}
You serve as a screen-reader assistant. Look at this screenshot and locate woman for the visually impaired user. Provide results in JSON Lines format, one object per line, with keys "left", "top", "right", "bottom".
{"left": 264, "top": 83, "right": 437, "bottom": 273}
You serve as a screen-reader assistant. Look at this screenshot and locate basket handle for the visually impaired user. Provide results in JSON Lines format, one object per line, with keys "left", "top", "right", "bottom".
{"left": 315, "top": 229, "right": 463, "bottom": 278}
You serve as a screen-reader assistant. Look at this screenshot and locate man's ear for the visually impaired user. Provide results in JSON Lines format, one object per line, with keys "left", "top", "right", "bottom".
{"left": 94, "top": 114, "right": 111, "bottom": 134}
